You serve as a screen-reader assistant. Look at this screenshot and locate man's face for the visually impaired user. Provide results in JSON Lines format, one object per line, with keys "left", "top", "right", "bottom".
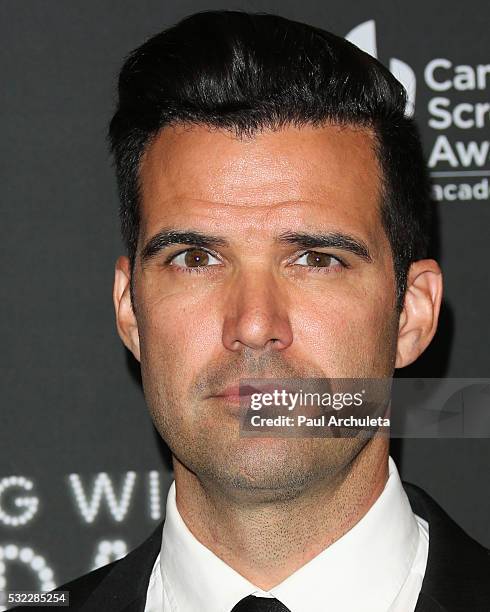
{"left": 128, "top": 123, "right": 399, "bottom": 496}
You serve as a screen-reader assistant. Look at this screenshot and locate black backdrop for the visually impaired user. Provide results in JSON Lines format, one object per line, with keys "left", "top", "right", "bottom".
{"left": 1, "top": 0, "right": 489, "bottom": 598}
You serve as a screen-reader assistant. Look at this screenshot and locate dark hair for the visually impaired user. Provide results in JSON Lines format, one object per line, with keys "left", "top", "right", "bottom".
{"left": 109, "top": 10, "right": 432, "bottom": 313}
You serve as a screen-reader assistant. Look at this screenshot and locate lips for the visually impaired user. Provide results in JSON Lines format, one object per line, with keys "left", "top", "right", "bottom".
{"left": 213, "top": 384, "right": 261, "bottom": 399}
{"left": 212, "top": 382, "right": 296, "bottom": 399}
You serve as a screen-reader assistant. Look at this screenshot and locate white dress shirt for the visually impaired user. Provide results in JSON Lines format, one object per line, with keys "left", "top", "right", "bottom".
{"left": 144, "top": 456, "right": 429, "bottom": 612}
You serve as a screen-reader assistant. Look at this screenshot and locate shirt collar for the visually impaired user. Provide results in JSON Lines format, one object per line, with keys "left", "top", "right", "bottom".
{"left": 160, "top": 456, "right": 420, "bottom": 612}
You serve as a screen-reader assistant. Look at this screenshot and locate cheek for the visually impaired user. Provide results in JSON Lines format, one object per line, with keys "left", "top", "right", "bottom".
{"left": 137, "top": 291, "right": 222, "bottom": 382}
{"left": 290, "top": 288, "right": 397, "bottom": 376}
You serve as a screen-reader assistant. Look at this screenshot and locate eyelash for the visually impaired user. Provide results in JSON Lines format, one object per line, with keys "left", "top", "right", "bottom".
{"left": 165, "top": 248, "right": 347, "bottom": 275}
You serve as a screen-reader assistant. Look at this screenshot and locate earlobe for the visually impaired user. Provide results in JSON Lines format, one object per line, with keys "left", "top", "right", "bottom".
{"left": 395, "top": 259, "right": 443, "bottom": 369}
{"left": 113, "top": 256, "right": 141, "bottom": 362}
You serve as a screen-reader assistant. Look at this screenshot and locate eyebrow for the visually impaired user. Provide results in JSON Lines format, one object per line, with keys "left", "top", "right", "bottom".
{"left": 276, "top": 231, "right": 373, "bottom": 262}
{"left": 140, "top": 230, "right": 229, "bottom": 263}
{"left": 139, "top": 228, "right": 373, "bottom": 264}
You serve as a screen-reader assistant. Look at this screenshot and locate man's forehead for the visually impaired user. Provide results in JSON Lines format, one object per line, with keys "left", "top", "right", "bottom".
{"left": 138, "top": 122, "right": 383, "bottom": 239}
{"left": 140, "top": 123, "right": 379, "bottom": 198}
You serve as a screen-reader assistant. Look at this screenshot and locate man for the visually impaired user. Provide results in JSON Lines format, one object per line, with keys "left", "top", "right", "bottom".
{"left": 11, "top": 9, "right": 489, "bottom": 612}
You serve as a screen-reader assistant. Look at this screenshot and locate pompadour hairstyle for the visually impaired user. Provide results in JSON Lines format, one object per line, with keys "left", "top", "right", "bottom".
{"left": 109, "top": 10, "right": 432, "bottom": 312}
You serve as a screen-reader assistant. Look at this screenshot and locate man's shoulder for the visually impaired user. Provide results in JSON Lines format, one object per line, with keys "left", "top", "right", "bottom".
{"left": 56, "top": 559, "right": 121, "bottom": 609}
{"left": 6, "top": 561, "right": 121, "bottom": 611}
{"left": 403, "top": 480, "right": 489, "bottom": 558}
{"left": 7, "top": 521, "right": 164, "bottom": 611}
{"left": 56, "top": 560, "right": 123, "bottom": 608}
{"left": 403, "top": 480, "right": 490, "bottom": 611}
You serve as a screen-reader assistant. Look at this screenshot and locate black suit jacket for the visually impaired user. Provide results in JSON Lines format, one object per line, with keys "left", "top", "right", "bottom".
{"left": 8, "top": 482, "right": 490, "bottom": 611}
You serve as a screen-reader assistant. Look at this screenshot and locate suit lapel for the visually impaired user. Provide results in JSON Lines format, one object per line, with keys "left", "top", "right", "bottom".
{"left": 119, "top": 596, "right": 151, "bottom": 612}
{"left": 404, "top": 481, "right": 489, "bottom": 612}
{"left": 413, "top": 591, "right": 447, "bottom": 612}
{"left": 81, "top": 520, "right": 164, "bottom": 611}
{"left": 406, "top": 482, "right": 450, "bottom": 612}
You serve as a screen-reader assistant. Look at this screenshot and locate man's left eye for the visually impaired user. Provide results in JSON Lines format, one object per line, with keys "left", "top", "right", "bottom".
{"left": 293, "top": 251, "right": 343, "bottom": 268}
{"left": 170, "top": 248, "right": 221, "bottom": 268}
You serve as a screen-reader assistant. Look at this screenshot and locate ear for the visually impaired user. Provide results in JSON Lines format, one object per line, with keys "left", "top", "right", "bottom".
{"left": 113, "top": 256, "right": 141, "bottom": 362}
{"left": 395, "top": 259, "right": 443, "bottom": 369}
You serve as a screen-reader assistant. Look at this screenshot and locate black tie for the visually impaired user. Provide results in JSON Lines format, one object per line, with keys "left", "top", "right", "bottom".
{"left": 231, "top": 595, "right": 291, "bottom": 611}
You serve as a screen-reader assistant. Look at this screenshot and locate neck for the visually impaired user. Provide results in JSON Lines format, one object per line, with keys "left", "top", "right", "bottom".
{"left": 172, "top": 438, "right": 389, "bottom": 590}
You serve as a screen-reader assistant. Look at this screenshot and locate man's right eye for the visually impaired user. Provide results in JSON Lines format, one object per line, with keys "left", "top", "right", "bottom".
{"left": 168, "top": 248, "right": 221, "bottom": 269}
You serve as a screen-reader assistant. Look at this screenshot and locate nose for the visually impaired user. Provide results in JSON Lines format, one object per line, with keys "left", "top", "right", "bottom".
{"left": 221, "top": 268, "right": 294, "bottom": 352}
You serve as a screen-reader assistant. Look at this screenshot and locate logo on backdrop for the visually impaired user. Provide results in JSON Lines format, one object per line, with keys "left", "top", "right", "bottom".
{"left": 346, "top": 20, "right": 490, "bottom": 202}
{"left": 0, "top": 471, "right": 164, "bottom": 610}
{"left": 346, "top": 20, "right": 416, "bottom": 117}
